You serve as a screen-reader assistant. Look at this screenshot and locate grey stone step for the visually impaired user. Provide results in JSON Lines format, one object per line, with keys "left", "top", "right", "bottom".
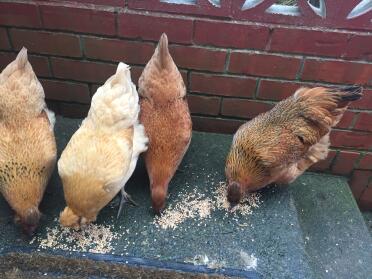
{"left": 0, "top": 117, "right": 371, "bottom": 279}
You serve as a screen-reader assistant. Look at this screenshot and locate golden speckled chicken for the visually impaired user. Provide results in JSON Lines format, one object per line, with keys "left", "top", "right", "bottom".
{"left": 58, "top": 63, "right": 148, "bottom": 228}
{"left": 226, "top": 86, "right": 363, "bottom": 203}
{"left": 139, "top": 33, "right": 192, "bottom": 214}
{"left": 0, "top": 48, "right": 57, "bottom": 234}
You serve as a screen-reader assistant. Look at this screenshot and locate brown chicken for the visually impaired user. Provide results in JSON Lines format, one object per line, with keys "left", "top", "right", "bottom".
{"left": 0, "top": 48, "right": 57, "bottom": 234}
{"left": 139, "top": 33, "right": 192, "bottom": 214}
{"left": 225, "top": 85, "right": 363, "bottom": 203}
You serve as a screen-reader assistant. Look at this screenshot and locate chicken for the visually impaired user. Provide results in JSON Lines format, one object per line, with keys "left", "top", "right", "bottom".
{"left": 0, "top": 48, "right": 57, "bottom": 235}
{"left": 139, "top": 33, "right": 192, "bottom": 214}
{"left": 225, "top": 85, "right": 363, "bottom": 203}
{"left": 58, "top": 62, "right": 147, "bottom": 228}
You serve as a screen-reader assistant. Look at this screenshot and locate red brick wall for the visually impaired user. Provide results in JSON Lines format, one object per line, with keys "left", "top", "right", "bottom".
{"left": 1, "top": 0, "right": 372, "bottom": 209}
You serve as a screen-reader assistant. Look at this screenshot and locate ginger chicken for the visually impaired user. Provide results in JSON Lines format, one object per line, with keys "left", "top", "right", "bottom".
{"left": 58, "top": 63, "right": 147, "bottom": 228}
{"left": 226, "top": 86, "right": 363, "bottom": 203}
{"left": 139, "top": 33, "right": 192, "bottom": 214}
{"left": 0, "top": 48, "right": 57, "bottom": 235}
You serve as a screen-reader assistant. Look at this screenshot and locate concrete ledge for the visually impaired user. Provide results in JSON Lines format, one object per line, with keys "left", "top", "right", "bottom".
{"left": 0, "top": 117, "right": 371, "bottom": 279}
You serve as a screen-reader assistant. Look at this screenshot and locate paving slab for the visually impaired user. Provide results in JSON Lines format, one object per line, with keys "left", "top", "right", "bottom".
{"left": 0, "top": 117, "right": 371, "bottom": 279}
{"left": 363, "top": 211, "right": 372, "bottom": 236}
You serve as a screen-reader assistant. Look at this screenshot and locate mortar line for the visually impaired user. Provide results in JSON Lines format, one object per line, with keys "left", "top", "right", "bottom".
{"left": 2, "top": 25, "right": 371, "bottom": 64}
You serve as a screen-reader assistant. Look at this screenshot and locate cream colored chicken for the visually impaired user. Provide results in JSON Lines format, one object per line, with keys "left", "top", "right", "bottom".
{"left": 58, "top": 63, "right": 148, "bottom": 228}
{"left": 226, "top": 85, "right": 363, "bottom": 204}
{"left": 0, "top": 48, "right": 57, "bottom": 235}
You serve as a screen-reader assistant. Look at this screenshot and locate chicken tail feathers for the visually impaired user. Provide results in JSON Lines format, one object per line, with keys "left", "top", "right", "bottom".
{"left": 16, "top": 47, "right": 28, "bottom": 69}
{"left": 333, "top": 85, "right": 363, "bottom": 102}
{"left": 326, "top": 85, "right": 363, "bottom": 112}
{"left": 0, "top": 47, "right": 46, "bottom": 121}
{"left": 293, "top": 85, "right": 364, "bottom": 136}
{"left": 157, "top": 33, "right": 170, "bottom": 69}
{"left": 88, "top": 62, "right": 140, "bottom": 130}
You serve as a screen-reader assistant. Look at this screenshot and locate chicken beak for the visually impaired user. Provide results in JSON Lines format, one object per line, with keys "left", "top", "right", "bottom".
{"left": 23, "top": 224, "right": 38, "bottom": 236}
{"left": 227, "top": 181, "right": 243, "bottom": 205}
{"left": 154, "top": 208, "right": 164, "bottom": 216}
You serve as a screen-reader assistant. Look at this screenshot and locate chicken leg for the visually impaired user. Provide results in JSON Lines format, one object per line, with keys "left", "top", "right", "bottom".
{"left": 117, "top": 188, "right": 138, "bottom": 219}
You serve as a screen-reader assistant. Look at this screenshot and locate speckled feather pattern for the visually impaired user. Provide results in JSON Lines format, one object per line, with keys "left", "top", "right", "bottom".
{"left": 0, "top": 48, "right": 57, "bottom": 223}
{"left": 226, "top": 86, "right": 361, "bottom": 192}
{"left": 0, "top": 116, "right": 56, "bottom": 216}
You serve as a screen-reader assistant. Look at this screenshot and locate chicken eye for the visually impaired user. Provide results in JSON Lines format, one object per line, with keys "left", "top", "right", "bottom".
{"left": 297, "top": 135, "right": 305, "bottom": 144}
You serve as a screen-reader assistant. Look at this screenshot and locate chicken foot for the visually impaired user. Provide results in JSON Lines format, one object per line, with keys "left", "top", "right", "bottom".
{"left": 117, "top": 188, "right": 138, "bottom": 219}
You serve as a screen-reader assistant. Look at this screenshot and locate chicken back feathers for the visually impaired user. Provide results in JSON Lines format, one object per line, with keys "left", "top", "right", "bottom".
{"left": 139, "top": 33, "right": 192, "bottom": 213}
{"left": 0, "top": 48, "right": 57, "bottom": 234}
{"left": 58, "top": 63, "right": 147, "bottom": 228}
{"left": 226, "top": 85, "right": 363, "bottom": 203}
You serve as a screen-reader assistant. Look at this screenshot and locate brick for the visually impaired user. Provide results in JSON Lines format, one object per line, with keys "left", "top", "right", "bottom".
{"left": 104, "top": 68, "right": 185, "bottom": 91}
{"left": 41, "top": 80, "right": 91, "bottom": 104}
{"left": 336, "top": 110, "right": 355, "bottom": 129}
{"left": 46, "top": 100, "right": 60, "bottom": 115}
{"left": 0, "top": 2, "right": 41, "bottom": 27}
{"left": 169, "top": 46, "right": 226, "bottom": 72}
{"left": 93, "top": 69, "right": 185, "bottom": 92}
{"left": 73, "top": 0, "right": 124, "bottom": 6}
{"left": 84, "top": 37, "right": 154, "bottom": 65}
{"left": 354, "top": 112, "right": 372, "bottom": 132}
{"left": 194, "top": 21, "right": 269, "bottom": 49}
{"left": 229, "top": 52, "right": 301, "bottom": 79}
{"left": 40, "top": 5, "right": 115, "bottom": 36}
{"left": 0, "top": 52, "right": 51, "bottom": 77}
{"left": 359, "top": 185, "right": 372, "bottom": 211}
{"left": 221, "top": 99, "right": 272, "bottom": 119}
{"left": 51, "top": 58, "right": 116, "bottom": 83}
{"left": 0, "top": 52, "right": 19, "bottom": 68}
{"left": 258, "top": 80, "right": 302, "bottom": 100}
{"left": 187, "top": 95, "right": 221, "bottom": 116}
{"left": 359, "top": 153, "right": 372, "bottom": 170}
{"left": 118, "top": 13, "right": 193, "bottom": 44}
{"left": 91, "top": 66, "right": 145, "bottom": 93}
{"left": 331, "top": 151, "right": 360, "bottom": 176}
{"left": 330, "top": 130, "right": 372, "bottom": 150}
{"left": 343, "top": 35, "right": 372, "bottom": 60}
{"left": 59, "top": 103, "right": 90, "bottom": 118}
{"left": 270, "top": 28, "right": 348, "bottom": 57}
{"left": 350, "top": 89, "right": 372, "bottom": 110}
{"left": 129, "top": 66, "right": 145, "bottom": 86}
{"left": 190, "top": 73, "right": 256, "bottom": 97}
{"left": 29, "top": 56, "right": 51, "bottom": 78}
{"left": 91, "top": 84, "right": 100, "bottom": 96}
{"left": 310, "top": 150, "right": 337, "bottom": 172}
{"left": 192, "top": 116, "right": 244, "bottom": 134}
{"left": 11, "top": 29, "right": 81, "bottom": 58}
{"left": 127, "top": 0, "right": 230, "bottom": 18}
{"left": 350, "top": 170, "right": 372, "bottom": 200}
{"left": 0, "top": 28, "right": 10, "bottom": 50}
{"left": 301, "top": 59, "right": 372, "bottom": 85}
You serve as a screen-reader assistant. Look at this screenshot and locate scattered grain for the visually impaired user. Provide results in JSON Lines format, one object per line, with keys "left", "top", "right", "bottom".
{"left": 30, "top": 220, "right": 119, "bottom": 253}
{"left": 154, "top": 181, "right": 261, "bottom": 230}
{"left": 154, "top": 191, "right": 213, "bottom": 230}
